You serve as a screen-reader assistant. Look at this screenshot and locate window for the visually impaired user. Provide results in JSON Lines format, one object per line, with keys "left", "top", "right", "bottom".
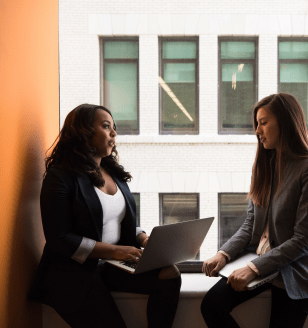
{"left": 159, "top": 38, "right": 199, "bottom": 134}
{"left": 132, "top": 193, "right": 140, "bottom": 226}
{"left": 101, "top": 38, "right": 139, "bottom": 134}
{"left": 278, "top": 38, "right": 308, "bottom": 122}
{"left": 160, "top": 193, "right": 199, "bottom": 260}
{"left": 218, "top": 38, "right": 258, "bottom": 134}
{"left": 218, "top": 193, "right": 249, "bottom": 248}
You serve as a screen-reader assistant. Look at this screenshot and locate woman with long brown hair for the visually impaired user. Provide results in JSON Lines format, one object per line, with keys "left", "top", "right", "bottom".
{"left": 29, "top": 104, "right": 181, "bottom": 328}
{"left": 201, "top": 93, "right": 308, "bottom": 328}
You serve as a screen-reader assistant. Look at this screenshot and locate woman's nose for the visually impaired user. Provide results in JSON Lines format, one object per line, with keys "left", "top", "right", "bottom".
{"left": 256, "top": 126, "right": 261, "bottom": 136}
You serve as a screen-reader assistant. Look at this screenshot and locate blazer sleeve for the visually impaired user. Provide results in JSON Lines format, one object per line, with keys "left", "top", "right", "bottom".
{"left": 252, "top": 167, "right": 308, "bottom": 276}
{"left": 40, "top": 168, "right": 83, "bottom": 258}
{"left": 219, "top": 199, "right": 255, "bottom": 259}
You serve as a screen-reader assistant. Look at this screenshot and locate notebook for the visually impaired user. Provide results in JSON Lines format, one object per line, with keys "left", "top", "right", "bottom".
{"left": 218, "top": 250, "right": 279, "bottom": 290}
{"left": 105, "top": 217, "right": 214, "bottom": 274}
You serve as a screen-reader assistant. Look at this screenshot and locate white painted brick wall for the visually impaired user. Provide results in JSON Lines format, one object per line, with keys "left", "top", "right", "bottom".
{"left": 258, "top": 35, "right": 278, "bottom": 100}
{"left": 199, "top": 192, "right": 218, "bottom": 259}
{"left": 139, "top": 35, "right": 159, "bottom": 135}
{"left": 139, "top": 193, "right": 159, "bottom": 235}
{"left": 59, "top": 0, "right": 308, "bottom": 259}
{"left": 199, "top": 35, "right": 218, "bottom": 134}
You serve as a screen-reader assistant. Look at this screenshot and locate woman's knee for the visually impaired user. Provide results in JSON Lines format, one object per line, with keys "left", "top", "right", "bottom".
{"left": 201, "top": 291, "right": 227, "bottom": 317}
{"left": 158, "top": 265, "right": 180, "bottom": 280}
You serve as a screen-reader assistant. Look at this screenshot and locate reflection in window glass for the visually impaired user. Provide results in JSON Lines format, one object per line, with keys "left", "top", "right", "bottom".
{"left": 160, "top": 193, "right": 199, "bottom": 259}
{"left": 218, "top": 193, "right": 249, "bottom": 248}
{"left": 279, "top": 39, "right": 308, "bottom": 122}
{"left": 159, "top": 38, "right": 198, "bottom": 134}
{"left": 219, "top": 39, "right": 258, "bottom": 134}
{"left": 132, "top": 193, "right": 140, "bottom": 226}
{"left": 102, "top": 39, "right": 139, "bottom": 134}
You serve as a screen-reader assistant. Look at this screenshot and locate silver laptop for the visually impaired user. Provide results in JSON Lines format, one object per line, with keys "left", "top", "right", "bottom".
{"left": 218, "top": 250, "right": 279, "bottom": 290}
{"left": 105, "top": 217, "right": 214, "bottom": 274}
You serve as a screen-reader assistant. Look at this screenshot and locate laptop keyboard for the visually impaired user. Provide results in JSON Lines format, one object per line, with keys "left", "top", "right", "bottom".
{"left": 120, "top": 260, "right": 137, "bottom": 269}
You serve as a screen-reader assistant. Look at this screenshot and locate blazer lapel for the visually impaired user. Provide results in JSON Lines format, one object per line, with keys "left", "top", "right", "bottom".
{"left": 112, "top": 175, "right": 138, "bottom": 247}
{"left": 76, "top": 173, "right": 103, "bottom": 241}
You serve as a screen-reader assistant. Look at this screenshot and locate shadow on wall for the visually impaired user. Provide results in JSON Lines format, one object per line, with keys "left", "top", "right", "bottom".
{"left": 6, "top": 112, "right": 46, "bottom": 328}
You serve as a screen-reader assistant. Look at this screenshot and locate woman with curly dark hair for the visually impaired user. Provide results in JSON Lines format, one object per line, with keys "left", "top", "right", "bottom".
{"left": 201, "top": 93, "right": 308, "bottom": 328}
{"left": 29, "top": 104, "right": 181, "bottom": 328}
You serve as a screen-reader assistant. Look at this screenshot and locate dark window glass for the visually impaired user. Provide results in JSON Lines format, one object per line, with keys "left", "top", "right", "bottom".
{"left": 219, "top": 38, "right": 258, "bottom": 134}
{"left": 132, "top": 193, "right": 140, "bottom": 226}
{"left": 218, "top": 193, "right": 249, "bottom": 248}
{"left": 101, "top": 38, "right": 139, "bottom": 134}
{"left": 159, "top": 38, "right": 199, "bottom": 134}
{"left": 279, "top": 39, "right": 308, "bottom": 123}
{"left": 160, "top": 193, "right": 199, "bottom": 259}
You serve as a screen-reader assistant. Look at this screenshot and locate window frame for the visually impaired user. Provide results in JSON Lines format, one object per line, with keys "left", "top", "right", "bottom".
{"left": 159, "top": 192, "right": 202, "bottom": 272}
{"left": 100, "top": 37, "right": 140, "bottom": 135}
{"left": 158, "top": 37, "right": 199, "bottom": 135}
{"left": 132, "top": 193, "right": 140, "bottom": 226}
{"left": 218, "top": 36, "right": 259, "bottom": 135}
{"left": 278, "top": 37, "right": 308, "bottom": 114}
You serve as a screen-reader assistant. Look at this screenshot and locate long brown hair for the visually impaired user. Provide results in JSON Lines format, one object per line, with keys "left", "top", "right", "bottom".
{"left": 249, "top": 93, "right": 308, "bottom": 207}
{"left": 44, "top": 104, "right": 131, "bottom": 186}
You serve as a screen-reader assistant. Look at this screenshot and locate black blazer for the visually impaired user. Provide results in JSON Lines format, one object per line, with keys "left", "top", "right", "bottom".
{"left": 29, "top": 167, "right": 140, "bottom": 313}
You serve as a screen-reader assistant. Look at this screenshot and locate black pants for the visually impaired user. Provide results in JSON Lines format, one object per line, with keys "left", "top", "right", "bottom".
{"left": 201, "top": 278, "right": 308, "bottom": 328}
{"left": 55, "top": 263, "right": 181, "bottom": 328}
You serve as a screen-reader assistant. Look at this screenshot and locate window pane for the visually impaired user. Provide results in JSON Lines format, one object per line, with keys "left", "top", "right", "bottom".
{"left": 164, "top": 63, "right": 195, "bottom": 83}
{"left": 162, "top": 41, "right": 197, "bottom": 59}
{"left": 104, "top": 41, "right": 138, "bottom": 59}
{"left": 222, "top": 63, "right": 253, "bottom": 82}
{"left": 219, "top": 194, "right": 249, "bottom": 248}
{"left": 132, "top": 193, "right": 140, "bottom": 226}
{"left": 162, "top": 63, "right": 196, "bottom": 129}
{"left": 279, "top": 42, "right": 308, "bottom": 60}
{"left": 280, "top": 63, "right": 308, "bottom": 119}
{"left": 280, "top": 63, "right": 308, "bottom": 83}
{"left": 221, "top": 63, "right": 254, "bottom": 129}
{"left": 161, "top": 194, "right": 198, "bottom": 224}
{"left": 221, "top": 42, "right": 255, "bottom": 59}
{"left": 161, "top": 193, "right": 199, "bottom": 259}
{"left": 105, "top": 63, "right": 138, "bottom": 131}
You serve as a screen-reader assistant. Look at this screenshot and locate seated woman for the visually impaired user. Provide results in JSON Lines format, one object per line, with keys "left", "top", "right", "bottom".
{"left": 201, "top": 93, "right": 308, "bottom": 328}
{"left": 29, "top": 104, "right": 181, "bottom": 328}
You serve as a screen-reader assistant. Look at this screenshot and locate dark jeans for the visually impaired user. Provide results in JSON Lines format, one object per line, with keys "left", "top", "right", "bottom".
{"left": 55, "top": 263, "right": 181, "bottom": 328}
{"left": 201, "top": 278, "right": 308, "bottom": 328}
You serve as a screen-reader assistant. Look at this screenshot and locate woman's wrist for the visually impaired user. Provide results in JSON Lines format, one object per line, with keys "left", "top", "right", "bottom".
{"left": 136, "top": 233, "right": 149, "bottom": 247}
{"left": 89, "top": 242, "right": 117, "bottom": 259}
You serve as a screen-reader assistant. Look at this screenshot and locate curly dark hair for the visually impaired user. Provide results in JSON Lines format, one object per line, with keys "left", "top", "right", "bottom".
{"left": 45, "top": 104, "right": 131, "bottom": 187}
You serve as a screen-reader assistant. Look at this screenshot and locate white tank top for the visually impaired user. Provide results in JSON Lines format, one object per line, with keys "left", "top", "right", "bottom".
{"left": 94, "top": 184, "right": 126, "bottom": 245}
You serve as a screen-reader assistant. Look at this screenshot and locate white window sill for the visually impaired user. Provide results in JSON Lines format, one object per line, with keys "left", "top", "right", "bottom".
{"left": 111, "top": 274, "right": 271, "bottom": 299}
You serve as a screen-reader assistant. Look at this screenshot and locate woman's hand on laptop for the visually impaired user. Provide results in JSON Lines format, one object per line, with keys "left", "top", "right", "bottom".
{"left": 202, "top": 253, "right": 227, "bottom": 277}
{"left": 111, "top": 246, "right": 143, "bottom": 263}
{"left": 137, "top": 233, "right": 150, "bottom": 248}
{"left": 227, "top": 266, "right": 257, "bottom": 291}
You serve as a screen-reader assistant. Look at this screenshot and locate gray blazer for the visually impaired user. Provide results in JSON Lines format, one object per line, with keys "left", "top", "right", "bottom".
{"left": 220, "top": 157, "right": 308, "bottom": 299}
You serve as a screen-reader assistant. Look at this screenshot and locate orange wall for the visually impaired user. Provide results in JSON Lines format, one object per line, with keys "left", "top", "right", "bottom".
{"left": 0, "top": 0, "right": 59, "bottom": 327}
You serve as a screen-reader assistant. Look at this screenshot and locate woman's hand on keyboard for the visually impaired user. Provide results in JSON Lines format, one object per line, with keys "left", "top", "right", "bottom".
{"left": 111, "top": 246, "right": 143, "bottom": 263}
